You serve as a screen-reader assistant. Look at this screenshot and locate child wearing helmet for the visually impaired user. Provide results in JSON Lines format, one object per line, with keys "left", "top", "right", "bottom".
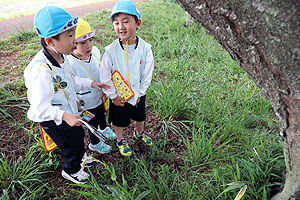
{"left": 100, "top": 0, "right": 154, "bottom": 157}
{"left": 68, "top": 18, "right": 117, "bottom": 154}
{"left": 24, "top": 6, "right": 110, "bottom": 184}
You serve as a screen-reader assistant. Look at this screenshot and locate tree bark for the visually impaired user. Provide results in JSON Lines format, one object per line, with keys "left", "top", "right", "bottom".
{"left": 176, "top": 0, "right": 300, "bottom": 199}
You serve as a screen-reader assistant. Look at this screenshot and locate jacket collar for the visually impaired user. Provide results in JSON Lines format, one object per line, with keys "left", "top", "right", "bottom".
{"left": 119, "top": 36, "right": 139, "bottom": 50}
{"left": 70, "top": 52, "right": 92, "bottom": 63}
{"left": 42, "top": 47, "right": 64, "bottom": 68}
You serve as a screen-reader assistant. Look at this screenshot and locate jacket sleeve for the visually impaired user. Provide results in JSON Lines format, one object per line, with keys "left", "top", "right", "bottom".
{"left": 139, "top": 49, "right": 154, "bottom": 97}
{"left": 72, "top": 73, "right": 93, "bottom": 92}
{"left": 100, "top": 52, "right": 118, "bottom": 99}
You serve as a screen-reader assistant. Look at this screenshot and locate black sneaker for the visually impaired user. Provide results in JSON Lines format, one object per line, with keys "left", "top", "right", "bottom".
{"left": 61, "top": 169, "right": 90, "bottom": 184}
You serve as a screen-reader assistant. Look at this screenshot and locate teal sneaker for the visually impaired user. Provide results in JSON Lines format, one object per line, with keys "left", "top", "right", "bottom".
{"left": 100, "top": 127, "right": 117, "bottom": 140}
{"left": 89, "top": 141, "right": 112, "bottom": 154}
{"left": 117, "top": 139, "right": 132, "bottom": 157}
{"left": 133, "top": 129, "right": 153, "bottom": 146}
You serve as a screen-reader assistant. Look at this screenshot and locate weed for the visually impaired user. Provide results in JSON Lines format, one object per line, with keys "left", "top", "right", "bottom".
{"left": 0, "top": 86, "right": 28, "bottom": 121}
{"left": 0, "top": 0, "right": 284, "bottom": 199}
{"left": 0, "top": 144, "right": 49, "bottom": 200}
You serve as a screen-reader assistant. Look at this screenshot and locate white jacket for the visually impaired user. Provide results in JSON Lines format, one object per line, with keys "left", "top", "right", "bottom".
{"left": 24, "top": 49, "right": 93, "bottom": 125}
{"left": 100, "top": 37, "right": 154, "bottom": 106}
{"left": 68, "top": 46, "right": 103, "bottom": 110}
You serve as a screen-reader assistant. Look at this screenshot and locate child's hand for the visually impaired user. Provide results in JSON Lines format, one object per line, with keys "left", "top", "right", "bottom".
{"left": 62, "top": 112, "right": 83, "bottom": 126}
{"left": 91, "top": 81, "right": 111, "bottom": 90}
{"left": 76, "top": 101, "right": 83, "bottom": 112}
{"left": 113, "top": 96, "right": 125, "bottom": 106}
{"left": 136, "top": 97, "right": 140, "bottom": 104}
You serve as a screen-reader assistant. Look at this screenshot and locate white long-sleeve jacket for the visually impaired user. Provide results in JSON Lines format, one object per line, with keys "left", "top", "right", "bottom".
{"left": 68, "top": 46, "right": 103, "bottom": 110}
{"left": 100, "top": 37, "right": 154, "bottom": 106}
{"left": 24, "top": 48, "right": 93, "bottom": 125}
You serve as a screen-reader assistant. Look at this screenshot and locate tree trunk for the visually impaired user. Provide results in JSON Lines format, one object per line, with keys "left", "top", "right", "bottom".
{"left": 176, "top": 0, "right": 300, "bottom": 199}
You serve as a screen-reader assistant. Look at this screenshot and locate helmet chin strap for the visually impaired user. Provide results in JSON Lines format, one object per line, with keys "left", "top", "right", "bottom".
{"left": 49, "top": 46, "right": 61, "bottom": 55}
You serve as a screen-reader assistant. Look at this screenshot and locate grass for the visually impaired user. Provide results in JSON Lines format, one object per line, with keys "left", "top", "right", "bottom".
{"left": 0, "top": 85, "right": 27, "bottom": 120}
{"left": 0, "top": 144, "right": 50, "bottom": 200}
{"left": 0, "top": 0, "right": 284, "bottom": 199}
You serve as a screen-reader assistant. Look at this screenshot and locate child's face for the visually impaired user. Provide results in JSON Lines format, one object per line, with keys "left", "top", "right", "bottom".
{"left": 113, "top": 13, "right": 141, "bottom": 45}
{"left": 52, "top": 27, "right": 76, "bottom": 55}
{"left": 74, "top": 38, "right": 93, "bottom": 58}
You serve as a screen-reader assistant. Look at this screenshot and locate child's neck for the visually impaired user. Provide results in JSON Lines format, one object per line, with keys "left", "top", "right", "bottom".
{"left": 46, "top": 47, "right": 64, "bottom": 64}
{"left": 121, "top": 35, "right": 137, "bottom": 45}
{"left": 121, "top": 40, "right": 136, "bottom": 45}
{"left": 73, "top": 50, "right": 90, "bottom": 61}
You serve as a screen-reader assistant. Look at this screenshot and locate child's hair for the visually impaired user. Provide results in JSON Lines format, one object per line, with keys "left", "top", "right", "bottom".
{"left": 111, "top": 13, "right": 138, "bottom": 23}
{"left": 109, "top": 0, "right": 141, "bottom": 22}
{"left": 40, "top": 35, "right": 60, "bottom": 48}
{"left": 34, "top": 6, "right": 78, "bottom": 39}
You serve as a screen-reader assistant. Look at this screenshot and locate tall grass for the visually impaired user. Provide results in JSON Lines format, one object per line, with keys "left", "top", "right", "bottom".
{"left": 0, "top": 86, "right": 28, "bottom": 121}
{"left": 0, "top": 0, "right": 284, "bottom": 199}
{"left": 0, "top": 144, "right": 50, "bottom": 200}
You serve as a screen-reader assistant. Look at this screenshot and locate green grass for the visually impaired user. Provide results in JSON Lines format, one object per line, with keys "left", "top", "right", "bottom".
{"left": 0, "top": 144, "right": 51, "bottom": 200}
{"left": 0, "top": 85, "right": 28, "bottom": 121}
{"left": 0, "top": 0, "right": 284, "bottom": 199}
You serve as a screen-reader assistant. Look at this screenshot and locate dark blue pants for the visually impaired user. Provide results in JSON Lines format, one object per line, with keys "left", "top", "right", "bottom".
{"left": 40, "top": 120, "right": 85, "bottom": 174}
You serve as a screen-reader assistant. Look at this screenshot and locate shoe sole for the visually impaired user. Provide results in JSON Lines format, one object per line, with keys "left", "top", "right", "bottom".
{"left": 120, "top": 150, "right": 132, "bottom": 157}
{"left": 117, "top": 146, "right": 132, "bottom": 157}
{"left": 61, "top": 171, "right": 87, "bottom": 184}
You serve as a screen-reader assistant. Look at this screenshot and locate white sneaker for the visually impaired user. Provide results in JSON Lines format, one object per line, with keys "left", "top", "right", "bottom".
{"left": 81, "top": 152, "right": 94, "bottom": 167}
{"left": 61, "top": 169, "right": 90, "bottom": 184}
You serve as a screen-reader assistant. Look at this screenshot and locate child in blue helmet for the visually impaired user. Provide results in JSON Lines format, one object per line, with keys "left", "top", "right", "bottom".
{"left": 24, "top": 6, "right": 110, "bottom": 184}
{"left": 68, "top": 18, "right": 117, "bottom": 154}
{"left": 100, "top": 0, "right": 154, "bottom": 157}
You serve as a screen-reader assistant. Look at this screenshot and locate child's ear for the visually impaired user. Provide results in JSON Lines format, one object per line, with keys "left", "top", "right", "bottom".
{"left": 137, "top": 19, "right": 142, "bottom": 29}
{"left": 44, "top": 37, "right": 53, "bottom": 46}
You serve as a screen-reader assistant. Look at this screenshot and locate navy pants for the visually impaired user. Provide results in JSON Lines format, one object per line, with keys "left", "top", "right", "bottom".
{"left": 40, "top": 120, "right": 85, "bottom": 174}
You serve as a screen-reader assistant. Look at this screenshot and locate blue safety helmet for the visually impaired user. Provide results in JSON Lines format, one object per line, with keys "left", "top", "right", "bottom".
{"left": 34, "top": 6, "right": 78, "bottom": 38}
{"left": 109, "top": 0, "right": 141, "bottom": 22}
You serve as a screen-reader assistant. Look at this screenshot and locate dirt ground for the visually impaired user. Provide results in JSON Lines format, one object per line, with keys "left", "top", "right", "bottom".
{"left": 0, "top": 0, "right": 143, "bottom": 40}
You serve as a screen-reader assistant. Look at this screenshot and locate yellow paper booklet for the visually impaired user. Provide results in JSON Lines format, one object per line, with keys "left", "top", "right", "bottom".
{"left": 111, "top": 70, "right": 134, "bottom": 101}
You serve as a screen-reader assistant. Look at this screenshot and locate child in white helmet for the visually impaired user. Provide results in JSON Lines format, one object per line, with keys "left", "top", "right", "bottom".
{"left": 68, "top": 18, "right": 116, "bottom": 154}
{"left": 24, "top": 6, "right": 110, "bottom": 184}
{"left": 100, "top": 0, "right": 154, "bottom": 157}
